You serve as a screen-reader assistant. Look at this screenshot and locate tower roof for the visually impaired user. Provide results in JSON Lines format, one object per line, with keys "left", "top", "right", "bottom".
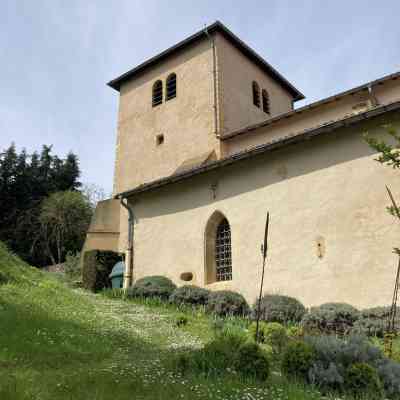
{"left": 107, "top": 21, "right": 304, "bottom": 101}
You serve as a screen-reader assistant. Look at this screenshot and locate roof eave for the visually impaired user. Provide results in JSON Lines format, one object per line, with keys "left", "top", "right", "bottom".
{"left": 107, "top": 21, "right": 304, "bottom": 100}
{"left": 115, "top": 100, "right": 400, "bottom": 200}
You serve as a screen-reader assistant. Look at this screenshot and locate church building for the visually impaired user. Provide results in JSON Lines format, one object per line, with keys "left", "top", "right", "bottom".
{"left": 84, "top": 21, "right": 400, "bottom": 308}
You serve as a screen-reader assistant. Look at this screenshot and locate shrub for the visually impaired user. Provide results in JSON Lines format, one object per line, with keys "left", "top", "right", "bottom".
{"left": 345, "top": 363, "right": 383, "bottom": 399}
{"left": 176, "top": 333, "right": 269, "bottom": 381}
{"left": 249, "top": 322, "right": 287, "bottom": 352}
{"left": 64, "top": 252, "right": 81, "bottom": 280}
{"left": 353, "top": 307, "right": 400, "bottom": 338}
{"left": 301, "top": 302, "right": 360, "bottom": 335}
{"left": 287, "top": 325, "right": 304, "bottom": 339}
{"left": 377, "top": 359, "right": 400, "bottom": 398}
{"left": 127, "top": 276, "right": 177, "bottom": 299}
{"left": 235, "top": 342, "right": 270, "bottom": 380}
{"left": 249, "top": 321, "right": 268, "bottom": 343}
{"left": 254, "top": 294, "right": 306, "bottom": 324}
{"left": 206, "top": 290, "right": 250, "bottom": 317}
{"left": 305, "top": 335, "right": 385, "bottom": 394}
{"left": 281, "top": 341, "right": 315, "bottom": 379}
{"left": 306, "top": 334, "right": 383, "bottom": 370}
{"left": 308, "top": 361, "right": 344, "bottom": 392}
{"left": 169, "top": 285, "right": 210, "bottom": 306}
{"left": 82, "top": 250, "right": 121, "bottom": 292}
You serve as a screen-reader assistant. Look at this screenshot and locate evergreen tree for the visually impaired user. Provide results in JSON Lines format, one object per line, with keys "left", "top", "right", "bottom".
{"left": 0, "top": 144, "right": 86, "bottom": 266}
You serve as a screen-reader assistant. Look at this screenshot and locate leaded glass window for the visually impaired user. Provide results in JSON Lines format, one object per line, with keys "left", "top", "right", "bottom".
{"left": 215, "top": 218, "right": 232, "bottom": 281}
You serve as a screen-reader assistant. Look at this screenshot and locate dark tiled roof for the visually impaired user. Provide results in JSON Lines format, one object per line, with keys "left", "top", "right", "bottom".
{"left": 116, "top": 100, "right": 400, "bottom": 199}
{"left": 107, "top": 21, "right": 304, "bottom": 101}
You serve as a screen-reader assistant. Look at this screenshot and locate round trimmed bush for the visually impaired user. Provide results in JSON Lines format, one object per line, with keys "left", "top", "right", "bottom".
{"left": 235, "top": 342, "right": 270, "bottom": 380}
{"left": 254, "top": 294, "right": 306, "bottom": 324}
{"left": 169, "top": 285, "right": 210, "bottom": 306}
{"left": 301, "top": 302, "right": 360, "bottom": 335}
{"left": 249, "top": 322, "right": 288, "bottom": 352}
{"left": 281, "top": 341, "right": 315, "bottom": 379}
{"left": 206, "top": 290, "right": 250, "bottom": 317}
{"left": 345, "top": 363, "right": 383, "bottom": 399}
{"left": 128, "top": 275, "right": 177, "bottom": 299}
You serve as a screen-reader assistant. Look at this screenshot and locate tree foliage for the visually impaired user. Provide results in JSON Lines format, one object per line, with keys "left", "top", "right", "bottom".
{"left": 39, "top": 191, "right": 92, "bottom": 265}
{"left": 0, "top": 143, "right": 88, "bottom": 266}
{"left": 365, "top": 125, "right": 400, "bottom": 252}
{"left": 365, "top": 125, "right": 400, "bottom": 169}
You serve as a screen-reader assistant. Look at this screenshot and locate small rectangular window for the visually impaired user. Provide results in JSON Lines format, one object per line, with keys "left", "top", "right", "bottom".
{"left": 156, "top": 134, "right": 164, "bottom": 146}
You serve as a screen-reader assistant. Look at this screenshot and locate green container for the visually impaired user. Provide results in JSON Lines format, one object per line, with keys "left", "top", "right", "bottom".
{"left": 109, "top": 261, "right": 125, "bottom": 289}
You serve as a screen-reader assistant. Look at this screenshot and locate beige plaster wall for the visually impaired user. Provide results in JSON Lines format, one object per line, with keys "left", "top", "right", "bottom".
{"left": 113, "top": 38, "right": 219, "bottom": 197}
{"left": 127, "top": 113, "right": 400, "bottom": 308}
{"left": 215, "top": 33, "right": 294, "bottom": 135}
{"left": 82, "top": 199, "right": 120, "bottom": 253}
{"left": 223, "top": 79, "right": 400, "bottom": 156}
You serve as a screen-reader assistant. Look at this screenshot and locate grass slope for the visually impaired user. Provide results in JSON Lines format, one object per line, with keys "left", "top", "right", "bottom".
{"left": 0, "top": 242, "right": 324, "bottom": 400}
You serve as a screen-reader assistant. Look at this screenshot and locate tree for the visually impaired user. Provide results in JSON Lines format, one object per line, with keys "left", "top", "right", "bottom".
{"left": 0, "top": 144, "right": 84, "bottom": 266}
{"left": 81, "top": 183, "right": 108, "bottom": 210}
{"left": 39, "top": 191, "right": 92, "bottom": 265}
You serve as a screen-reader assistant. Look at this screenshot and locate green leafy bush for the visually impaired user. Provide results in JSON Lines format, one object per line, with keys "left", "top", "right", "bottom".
{"left": 64, "top": 252, "right": 81, "bottom": 280}
{"left": 287, "top": 325, "right": 304, "bottom": 339}
{"left": 82, "top": 250, "right": 121, "bottom": 292}
{"left": 301, "top": 302, "right": 360, "bottom": 335}
{"left": 281, "top": 341, "right": 315, "bottom": 379}
{"left": 254, "top": 294, "right": 306, "bottom": 324}
{"left": 169, "top": 285, "right": 210, "bottom": 306}
{"left": 206, "top": 290, "right": 250, "bottom": 317}
{"left": 345, "top": 363, "right": 383, "bottom": 399}
{"left": 127, "top": 276, "right": 177, "bottom": 299}
{"left": 353, "top": 307, "right": 400, "bottom": 338}
{"left": 176, "top": 333, "right": 269, "bottom": 380}
{"left": 213, "top": 319, "right": 249, "bottom": 342}
{"left": 235, "top": 342, "right": 270, "bottom": 380}
{"left": 249, "top": 322, "right": 287, "bottom": 352}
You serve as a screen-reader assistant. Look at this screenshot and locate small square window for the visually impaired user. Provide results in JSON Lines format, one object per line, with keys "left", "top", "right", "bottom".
{"left": 156, "top": 134, "right": 164, "bottom": 146}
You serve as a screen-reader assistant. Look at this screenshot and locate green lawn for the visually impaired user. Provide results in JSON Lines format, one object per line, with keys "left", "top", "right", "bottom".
{"left": 0, "top": 243, "right": 328, "bottom": 399}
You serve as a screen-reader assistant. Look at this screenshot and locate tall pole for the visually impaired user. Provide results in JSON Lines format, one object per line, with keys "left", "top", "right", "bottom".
{"left": 255, "top": 212, "right": 270, "bottom": 343}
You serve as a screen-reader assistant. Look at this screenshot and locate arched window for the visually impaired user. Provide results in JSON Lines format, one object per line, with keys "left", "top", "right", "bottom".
{"left": 215, "top": 218, "right": 232, "bottom": 281}
{"left": 205, "top": 211, "right": 232, "bottom": 283}
{"left": 262, "top": 89, "right": 270, "bottom": 114}
{"left": 152, "top": 80, "right": 163, "bottom": 107}
{"left": 166, "top": 73, "right": 177, "bottom": 101}
{"left": 252, "top": 81, "right": 260, "bottom": 108}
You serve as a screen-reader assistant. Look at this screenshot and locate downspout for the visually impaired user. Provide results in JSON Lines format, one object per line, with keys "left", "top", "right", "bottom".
{"left": 204, "top": 26, "right": 219, "bottom": 137}
{"left": 120, "top": 197, "right": 135, "bottom": 288}
{"left": 368, "top": 83, "right": 379, "bottom": 107}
